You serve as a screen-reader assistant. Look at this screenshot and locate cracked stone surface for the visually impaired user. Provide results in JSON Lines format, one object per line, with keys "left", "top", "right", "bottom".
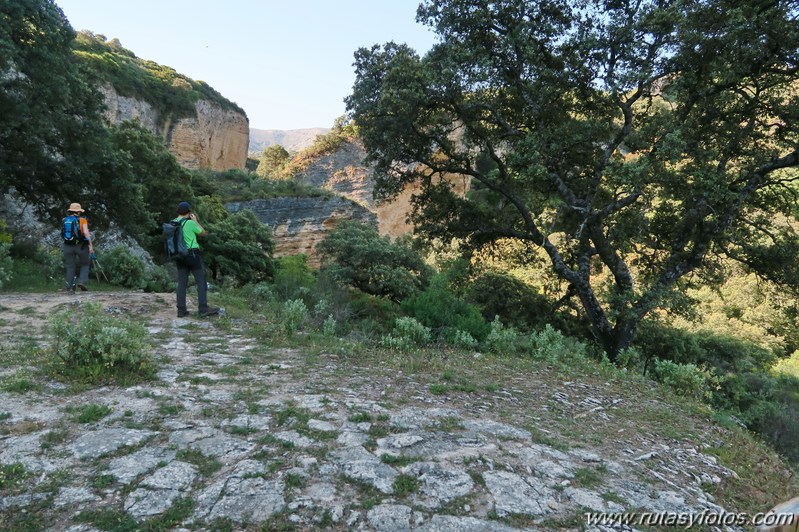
{"left": 0, "top": 291, "right": 764, "bottom": 530}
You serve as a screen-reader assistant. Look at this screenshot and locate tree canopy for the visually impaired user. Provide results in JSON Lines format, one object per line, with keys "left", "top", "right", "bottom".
{"left": 347, "top": 0, "right": 799, "bottom": 359}
{"left": 0, "top": 0, "right": 107, "bottom": 216}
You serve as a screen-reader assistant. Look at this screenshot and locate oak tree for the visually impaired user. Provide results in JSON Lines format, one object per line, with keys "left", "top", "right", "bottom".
{"left": 347, "top": 0, "right": 799, "bottom": 360}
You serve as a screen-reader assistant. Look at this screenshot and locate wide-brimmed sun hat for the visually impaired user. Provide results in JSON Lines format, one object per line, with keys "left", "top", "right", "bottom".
{"left": 68, "top": 202, "right": 84, "bottom": 213}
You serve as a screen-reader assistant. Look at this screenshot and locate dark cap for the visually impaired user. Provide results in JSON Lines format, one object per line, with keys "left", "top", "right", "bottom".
{"left": 176, "top": 201, "right": 191, "bottom": 214}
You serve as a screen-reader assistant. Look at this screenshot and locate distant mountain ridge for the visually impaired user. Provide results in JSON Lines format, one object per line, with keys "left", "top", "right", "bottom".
{"left": 249, "top": 128, "right": 330, "bottom": 155}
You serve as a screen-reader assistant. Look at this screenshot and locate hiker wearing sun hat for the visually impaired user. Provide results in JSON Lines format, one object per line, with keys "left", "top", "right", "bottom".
{"left": 61, "top": 202, "right": 94, "bottom": 293}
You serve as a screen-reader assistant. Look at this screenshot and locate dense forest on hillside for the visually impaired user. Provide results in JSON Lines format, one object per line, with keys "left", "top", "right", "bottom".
{"left": 2, "top": 0, "right": 799, "bottom": 485}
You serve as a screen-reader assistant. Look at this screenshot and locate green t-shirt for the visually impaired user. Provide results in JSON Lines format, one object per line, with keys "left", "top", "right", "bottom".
{"left": 174, "top": 217, "right": 202, "bottom": 249}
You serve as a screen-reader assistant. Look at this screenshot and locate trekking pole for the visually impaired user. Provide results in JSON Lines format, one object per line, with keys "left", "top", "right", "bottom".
{"left": 91, "top": 256, "right": 110, "bottom": 283}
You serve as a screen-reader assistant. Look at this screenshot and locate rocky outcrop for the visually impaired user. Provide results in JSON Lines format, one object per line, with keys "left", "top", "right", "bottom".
{"left": 100, "top": 84, "right": 249, "bottom": 171}
{"left": 229, "top": 139, "right": 469, "bottom": 264}
{"left": 226, "top": 196, "right": 376, "bottom": 265}
{"left": 295, "top": 139, "right": 470, "bottom": 239}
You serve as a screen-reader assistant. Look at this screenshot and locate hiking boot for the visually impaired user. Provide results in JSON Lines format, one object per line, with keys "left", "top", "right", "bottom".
{"left": 177, "top": 310, "right": 190, "bottom": 318}
{"left": 63, "top": 285, "right": 75, "bottom": 294}
{"left": 199, "top": 307, "right": 220, "bottom": 317}
{"left": 77, "top": 283, "right": 88, "bottom": 292}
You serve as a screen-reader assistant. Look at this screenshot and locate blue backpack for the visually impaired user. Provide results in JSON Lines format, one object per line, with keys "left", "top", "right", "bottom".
{"left": 61, "top": 215, "right": 80, "bottom": 245}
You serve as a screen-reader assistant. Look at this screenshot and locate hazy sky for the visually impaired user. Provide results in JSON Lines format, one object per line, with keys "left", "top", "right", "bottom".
{"left": 55, "top": 1, "right": 438, "bottom": 130}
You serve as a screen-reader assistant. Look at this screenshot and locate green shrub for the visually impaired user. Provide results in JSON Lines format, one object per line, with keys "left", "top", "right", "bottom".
{"left": 49, "top": 303, "right": 154, "bottom": 383}
{"left": 143, "top": 264, "right": 175, "bottom": 293}
{"left": 317, "top": 220, "right": 433, "bottom": 303}
{"left": 530, "top": 324, "right": 588, "bottom": 365}
{"left": 772, "top": 350, "right": 799, "bottom": 379}
{"left": 380, "top": 317, "right": 432, "bottom": 351}
{"left": 465, "top": 271, "right": 552, "bottom": 330}
{"left": 203, "top": 209, "right": 275, "bottom": 286}
{"left": 282, "top": 299, "right": 308, "bottom": 335}
{"left": 652, "top": 359, "right": 712, "bottom": 400}
{"left": 100, "top": 246, "right": 147, "bottom": 289}
{"left": 322, "top": 315, "right": 337, "bottom": 337}
{"left": 483, "top": 317, "right": 522, "bottom": 355}
{"left": 0, "top": 242, "right": 12, "bottom": 289}
{"left": 238, "top": 282, "right": 277, "bottom": 310}
{"left": 447, "top": 329, "right": 478, "bottom": 350}
{"left": 401, "top": 284, "right": 490, "bottom": 341}
{"left": 273, "top": 254, "right": 316, "bottom": 301}
{"left": 740, "top": 387, "right": 799, "bottom": 464}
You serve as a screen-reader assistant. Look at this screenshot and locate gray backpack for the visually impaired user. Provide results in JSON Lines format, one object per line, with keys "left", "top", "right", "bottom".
{"left": 163, "top": 219, "right": 189, "bottom": 260}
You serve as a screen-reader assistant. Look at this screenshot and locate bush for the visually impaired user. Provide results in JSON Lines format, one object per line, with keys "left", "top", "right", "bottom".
{"left": 142, "top": 264, "right": 175, "bottom": 293}
{"left": 0, "top": 243, "right": 12, "bottom": 289}
{"left": 529, "top": 324, "right": 588, "bottom": 365}
{"left": 49, "top": 303, "right": 154, "bottom": 383}
{"left": 380, "top": 317, "right": 431, "bottom": 351}
{"left": 401, "top": 283, "right": 490, "bottom": 342}
{"left": 317, "top": 220, "right": 433, "bottom": 303}
{"left": 483, "top": 317, "right": 522, "bottom": 355}
{"left": 203, "top": 209, "right": 275, "bottom": 286}
{"left": 100, "top": 246, "right": 147, "bottom": 288}
{"left": 635, "top": 321, "right": 777, "bottom": 375}
{"left": 273, "top": 254, "right": 316, "bottom": 301}
{"left": 447, "top": 329, "right": 478, "bottom": 350}
{"left": 282, "top": 299, "right": 308, "bottom": 335}
{"left": 652, "top": 359, "right": 713, "bottom": 400}
{"left": 465, "top": 271, "right": 552, "bottom": 330}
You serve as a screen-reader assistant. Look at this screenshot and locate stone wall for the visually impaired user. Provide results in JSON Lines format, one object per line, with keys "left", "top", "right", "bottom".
{"left": 100, "top": 84, "right": 249, "bottom": 171}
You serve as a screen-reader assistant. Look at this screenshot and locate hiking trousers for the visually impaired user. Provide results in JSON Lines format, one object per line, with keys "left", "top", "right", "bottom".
{"left": 63, "top": 243, "right": 90, "bottom": 289}
{"left": 175, "top": 251, "right": 209, "bottom": 313}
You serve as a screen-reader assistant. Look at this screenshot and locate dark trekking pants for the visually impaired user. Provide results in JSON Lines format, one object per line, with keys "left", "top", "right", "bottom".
{"left": 176, "top": 250, "right": 209, "bottom": 313}
{"left": 63, "top": 243, "right": 90, "bottom": 289}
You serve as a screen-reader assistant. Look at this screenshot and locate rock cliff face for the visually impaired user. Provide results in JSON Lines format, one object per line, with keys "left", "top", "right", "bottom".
{"left": 296, "top": 139, "right": 470, "bottom": 238}
{"left": 229, "top": 139, "right": 468, "bottom": 264}
{"left": 226, "top": 197, "right": 376, "bottom": 266}
{"left": 100, "top": 84, "right": 249, "bottom": 171}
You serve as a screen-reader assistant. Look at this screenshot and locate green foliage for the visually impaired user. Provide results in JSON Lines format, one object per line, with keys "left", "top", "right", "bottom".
{"left": 380, "top": 317, "right": 432, "bottom": 351}
{"left": 0, "top": 0, "right": 109, "bottom": 214}
{"left": 529, "top": 324, "right": 589, "bottom": 366}
{"left": 0, "top": 243, "right": 12, "bottom": 290}
{"left": 203, "top": 209, "right": 275, "bottom": 286}
{"left": 49, "top": 303, "right": 154, "bottom": 383}
{"left": 142, "top": 264, "right": 176, "bottom": 293}
{"left": 447, "top": 329, "right": 478, "bottom": 350}
{"left": 74, "top": 31, "right": 243, "bottom": 124}
{"left": 106, "top": 121, "right": 194, "bottom": 248}
{"left": 317, "top": 220, "right": 433, "bottom": 303}
{"left": 401, "top": 278, "right": 490, "bottom": 342}
{"left": 66, "top": 403, "right": 113, "bottom": 424}
{"left": 100, "top": 246, "right": 147, "bottom": 289}
{"left": 322, "top": 315, "right": 337, "bottom": 337}
{"left": 483, "top": 317, "right": 522, "bottom": 355}
{"left": 464, "top": 271, "right": 553, "bottom": 331}
{"left": 347, "top": 0, "right": 799, "bottom": 360}
{"left": 197, "top": 168, "right": 330, "bottom": 203}
{"left": 273, "top": 254, "right": 316, "bottom": 301}
{"left": 652, "top": 360, "right": 713, "bottom": 401}
{"left": 773, "top": 351, "right": 799, "bottom": 379}
{"left": 0, "top": 463, "right": 29, "bottom": 490}
{"left": 256, "top": 145, "right": 291, "bottom": 178}
{"left": 281, "top": 299, "right": 308, "bottom": 335}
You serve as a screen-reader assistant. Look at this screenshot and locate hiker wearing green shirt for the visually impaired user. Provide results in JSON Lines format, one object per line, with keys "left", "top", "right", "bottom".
{"left": 174, "top": 201, "right": 219, "bottom": 318}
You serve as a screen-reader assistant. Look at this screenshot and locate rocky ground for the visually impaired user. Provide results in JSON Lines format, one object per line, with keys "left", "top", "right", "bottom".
{"left": 0, "top": 291, "right": 783, "bottom": 531}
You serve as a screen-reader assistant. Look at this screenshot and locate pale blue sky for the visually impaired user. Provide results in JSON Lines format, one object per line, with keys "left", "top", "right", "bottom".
{"left": 55, "top": 1, "right": 438, "bottom": 130}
